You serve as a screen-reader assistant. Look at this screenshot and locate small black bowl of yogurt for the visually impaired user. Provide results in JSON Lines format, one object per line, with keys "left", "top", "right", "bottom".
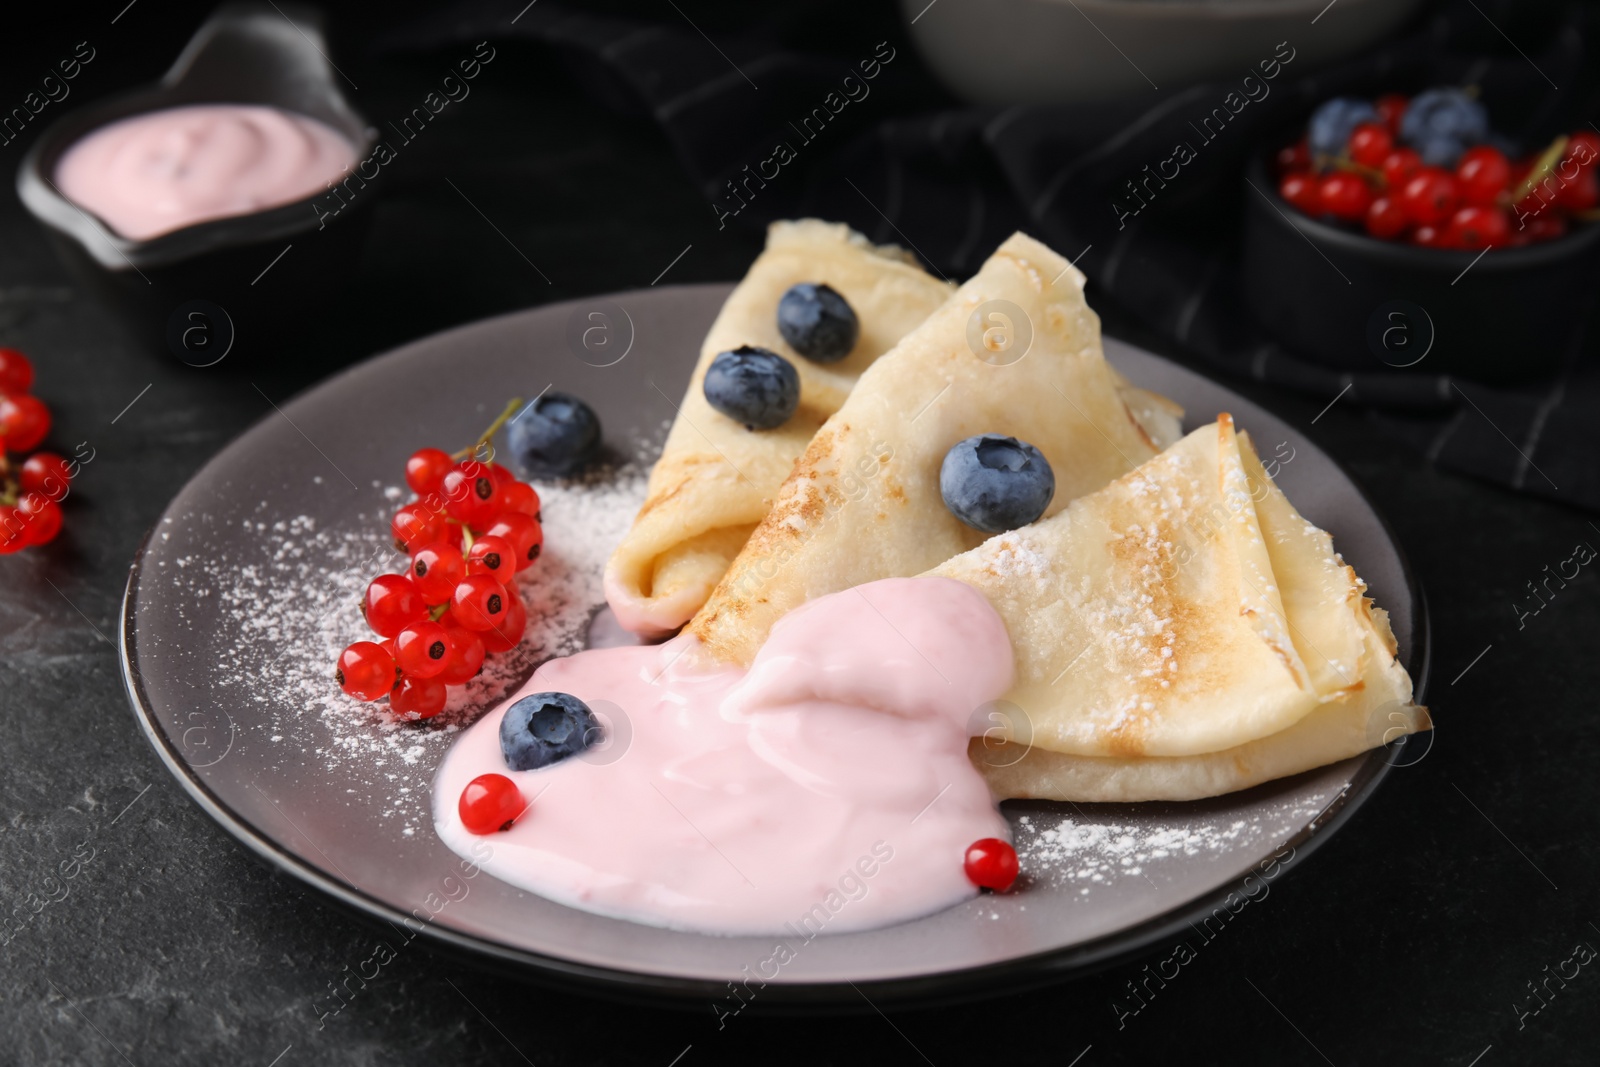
{"left": 17, "top": 2, "right": 376, "bottom": 363}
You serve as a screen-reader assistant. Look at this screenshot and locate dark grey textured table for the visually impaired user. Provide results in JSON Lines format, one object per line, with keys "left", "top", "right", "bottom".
{"left": 2, "top": 3, "right": 1597, "bottom": 1064}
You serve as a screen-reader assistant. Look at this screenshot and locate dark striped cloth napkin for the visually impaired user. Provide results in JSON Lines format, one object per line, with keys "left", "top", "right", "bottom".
{"left": 379, "top": 0, "right": 1600, "bottom": 512}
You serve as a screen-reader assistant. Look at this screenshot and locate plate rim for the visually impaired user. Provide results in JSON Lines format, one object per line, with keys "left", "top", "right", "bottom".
{"left": 119, "top": 283, "right": 1432, "bottom": 1008}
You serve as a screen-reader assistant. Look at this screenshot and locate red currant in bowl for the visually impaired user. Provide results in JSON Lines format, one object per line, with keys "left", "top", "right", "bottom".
{"left": 963, "top": 838, "right": 1019, "bottom": 891}
{"left": 458, "top": 773, "right": 525, "bottom": 834}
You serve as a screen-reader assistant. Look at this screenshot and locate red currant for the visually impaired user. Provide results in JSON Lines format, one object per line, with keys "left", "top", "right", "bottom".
{"left": 394, "top": 620, "right": 454, "bottom": 679}
{"left": 490, "top": 480, "right": 540, "bottom": 521}
{"left": 1381, "top": 147, "right": 1423, "bottom": 190}
{"left": 485, "top": 513, "right": 542, "bottom": 571}
{"left": 0, "top": 506, "right": 25, "bottom": 554}
{"left": 1445, "top": 206, "right": 1511, "bottom": 250}
{"left": 1399, "top": 169, "right": 1461, "bottom": 227}
{"left": 458, "top": 773, "right": 525, "bottom": 834}
{"left": 1364, "top": 196, "right": 1408, "bottom": 240}
{"left": 0, "top": 394, "right": 50, "bottom": 451}
{"left": 409, "top": 542, "right": 465, "bottom": 603}
{"left": 1410, "top": 225, "right": 1444, "bottom": 248}
{"left": 441, "top": 460, "right": 497, "bottom": 529}
{"left": 1319, "top": 172, "right": 1373, "bottom": 221}
{"left": 963, "top": 838, "right": 1019, "bottom": 891}
{"left": 1375, "top": 93, "right": 1407, "bottom": 136}
{"left": 466, "top": 534, "right": 517, "bottom": 585}
{"left": 1348, "top": 123, "right": 1393, "bottom": 168}
{"left": 337, "top": 641, "right": 397, "bottom": 701}
{"left": 18, "top": 493, "right": 61, "bottom": 545}
{"left": 391, "top": 674, "right": 448, "bottom": 719}
{"left": 362, "top": 574, "right": 427, "bottom": 638}
{"left": 1554, "top": 167, "right": 1599, "bottom": 213}
{"left": 1279, "top": 171, "right": 1320, "bottom": 214}
{"left": 391, "top": 503, "right": 447, "bottom": 554}
{"left": 1275, "top": 137, "right": 1310, "bottom": 175}
{"left": 1565, "top": 131, "right": 1600, "bottom": 171}
{"left": 489, "top": 462, "right": 517, "bottom": 488}
{"left": 1456, "top": 146, "right": 1511, "bottom": 208}
{"left": 438, "top": 625, "right": 486, "bottom": 685}
{"left": 405, "top": 447, "right": 454, "bottom": 496}
{"left": 451, "top": 574, "right": 510, "bottom": 632}
{"left": 0, "top": 348, "right": 33, "bottom": 395}
{"left": 19, "top": 452, "right": 72, "bottom": 501}
{"left": 1521, "top": 212, "right": 1568, "bottom": 243}
{"left": 479, "top": 592, "right": 527, "bottom": 654}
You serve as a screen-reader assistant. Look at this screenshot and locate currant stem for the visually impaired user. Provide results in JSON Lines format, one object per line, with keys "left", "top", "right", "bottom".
{"left": 1511, "top": 135, "right": 1570, "bottom": 206}
{"left": 452, "top": 397, "right": 524, "bottom": 463}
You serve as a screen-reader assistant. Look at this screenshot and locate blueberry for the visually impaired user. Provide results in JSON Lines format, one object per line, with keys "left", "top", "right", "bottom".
{"left": 1308, "top": 97, "right": 1378, "bottom": 159}
{"left": 940, "top": 435, "right": 1055, "bottom": 534}
{"left": 1400, "top": 88, "right": 1488, "bottom": 151}
{"left": 702, "top": 345, "right": 799, "bottom": 430}
{"left": 499, "top": 692, "right": 601, "bottom": 771}
{"left": 1416, "top": 134, "right": 1465, "bottom": 168}
{"left": 777, "top": 283, "right": 859, "bottom": 363}
{"left": 506, "top": 392, "right": 600, "bottom": 478}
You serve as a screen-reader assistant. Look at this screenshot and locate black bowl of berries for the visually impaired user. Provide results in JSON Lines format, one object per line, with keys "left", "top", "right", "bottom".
{"left": 1242, "top": 88, "right": 1600, "bottom": 384}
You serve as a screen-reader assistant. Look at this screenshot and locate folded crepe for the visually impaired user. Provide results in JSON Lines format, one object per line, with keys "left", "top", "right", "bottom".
{"left": 688, "top": 231, "right": 1184, "bottom": 665}
{"left": 604, "top": 220, "right": 955, "bottom": 636}
{"left": 934, "top": 417, "right": 1429, "bottom": 802}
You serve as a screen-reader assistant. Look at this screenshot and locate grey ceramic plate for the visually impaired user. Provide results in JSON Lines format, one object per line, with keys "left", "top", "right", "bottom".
{"left": 121, "top": 284, "right": 1428, "bottom": 1007}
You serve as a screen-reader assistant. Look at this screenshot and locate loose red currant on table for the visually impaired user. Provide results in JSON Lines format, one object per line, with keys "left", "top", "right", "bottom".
{"left": 1279, "top": 172, "right": 1320, "bottom": 214}
{"left": 491, "top": 479, "right": 540, "bottom": 520}
{"left": 391, "top": 502, "right": 448, "bottom": 554}
{"left": 0, "top": 348, "right": 34, "bottom": 394}
{"left": 1455, "top": 146, "right": 1511, "bottom": 208}
{"left": 391, "top": 673, "right": 448, "bottom": 718}
{"left": 20, "top": 452, "right": 73, "bottom": 501}
{"left": 452, "top": 574, "right": 510, "bottom": 631}
{"left": 337, "top": 641, "right": 397, "bottom": 701}
{"left": 480, "top": 592, "right": 527, "bottom": 654}
{"left": 394, "top": 620, "right": 455, "bottom": 679}
{"left": 1319, "top": 172, "right": 1372, "bottom": 222}
{"left": 441, "top": 460, "right": 497, "bottom": 527}
{"left": 459, "top": 773, "right": 525, "bottom": 834}
{"left": 1399, "top": 168, "right": 1461, "bottom": 227}
{"left": 405, "top": 447, "right": 454, "bottom": 496}
{"left": 485, "top": 512, "right": 543, "bottom": 571}
{"left": 1381, "top": 147, "right": 1423, "bottom": 189}
{"left": 0, "top": 393, "right": 50, "bottom": 452}
{"left": 466, "top": 534, "right": 517, "bottom": 584}
{"left": 1365, "top": 196, "right": 1409, "bottom": 240}
{"left": 964, "top": 838, "right": 1019, "bottom": 891}
{"left": 438, "top": 625, "right": 486, "bottom": 685}
{"left": 1375, "top": 93, "right": 1408, "bottom": 135}
{"left": 18, "top": 494, "right": 62, "bottom": 545}
{"left": 362, "top": 573, "right": 426, "bottom": 638}
{"left": 410, "top": 541, "right": 466, "bottom": 603}
{"left": 1348, "top": 122, "right": 1393, "bottom": 168}
{"left": 1446, "top": 206, "right": 1511, "bottom": 250}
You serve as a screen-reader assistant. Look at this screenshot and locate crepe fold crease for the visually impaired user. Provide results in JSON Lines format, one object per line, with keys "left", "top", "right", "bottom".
{"left": 687, "top": 231, "right": 1184, "bottom": 664}
{"left": 604, "top": 220, "right": 955, "bottom": 636}
{"left": 935, "top": 418, "right": 1429, "bottom": 802}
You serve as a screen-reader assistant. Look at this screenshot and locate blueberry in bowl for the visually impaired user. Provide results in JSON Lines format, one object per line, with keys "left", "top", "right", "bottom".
{"left": 500, "top": 692, "right": 602, "bottom": 772}
{"left": 506, "top": 392, "right": 602, "bottom": 478}
{"left": 1243, "top": 87, "right": 1600, "bottom": 384}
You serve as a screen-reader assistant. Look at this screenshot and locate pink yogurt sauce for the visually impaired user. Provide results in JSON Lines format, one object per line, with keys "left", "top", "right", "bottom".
{"left": 433, "top": 577, "right": 1015, "bottom": 936}
{"left": 54, "top": 103, "right": 356, "bottom": 239}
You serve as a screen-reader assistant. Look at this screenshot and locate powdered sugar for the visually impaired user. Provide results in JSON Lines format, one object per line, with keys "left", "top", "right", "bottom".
{"left": 165, "top": 464, "right": 648, "bottom": 833}
{"left": 1011, "top": 788, "right": 1339, "bottom": 893}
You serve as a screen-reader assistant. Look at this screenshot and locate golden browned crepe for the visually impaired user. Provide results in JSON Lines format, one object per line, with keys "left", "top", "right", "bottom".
{"left": 687, "top": 231, "right": 1184, "bottom": 665}
{"left": 938, "top": 419, "right": 1428, "bottom": 802}
{"left": 603, "top": 220, "right": 955, "bottom": 636}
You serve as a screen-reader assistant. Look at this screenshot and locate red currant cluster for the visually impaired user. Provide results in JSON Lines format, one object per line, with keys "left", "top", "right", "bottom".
{"left": 1277, "top": 94, "right": 1599, "bottom": 249}
{"left": 336, "top": 401, "right": 545, "bottom": 720}
{"left": 0, "top": 349, "right": 72, "bottom": 554}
